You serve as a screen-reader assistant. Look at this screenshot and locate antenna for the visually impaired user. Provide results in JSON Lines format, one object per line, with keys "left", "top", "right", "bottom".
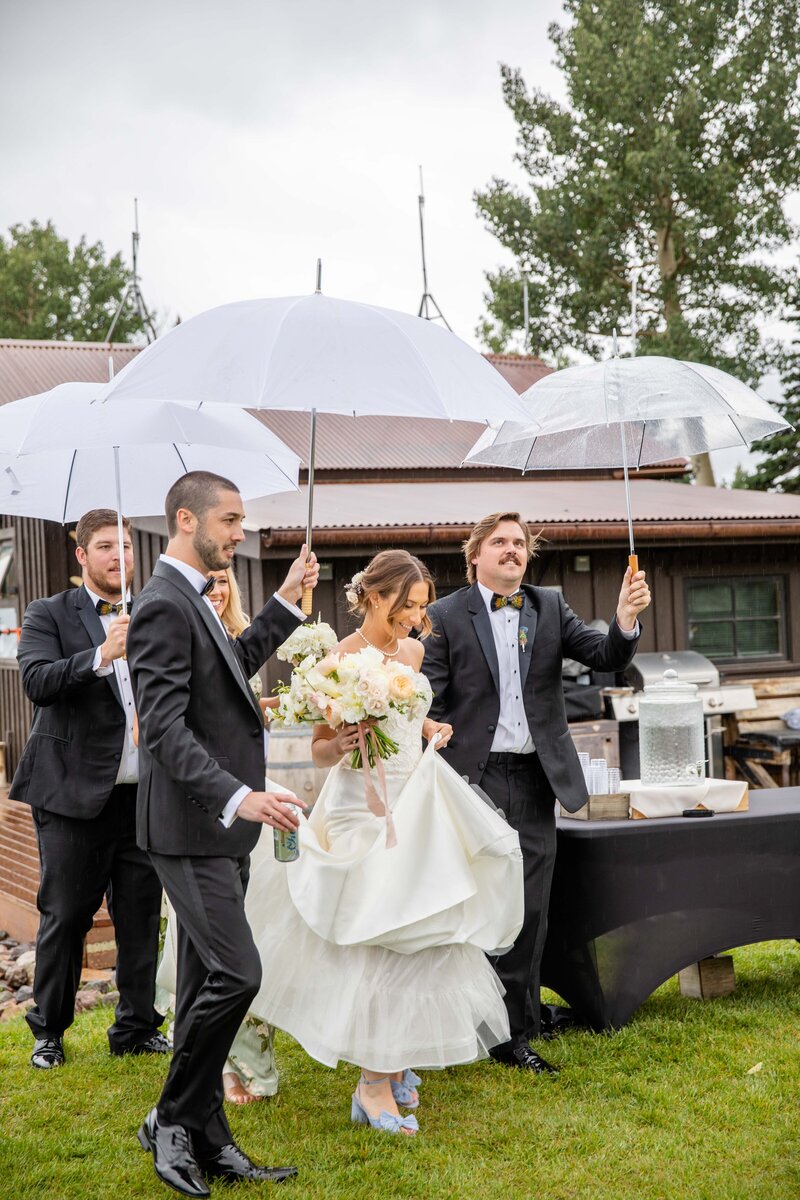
{"left": 106, "top": 197, "right": 157, "bottom": 344}
{"left": 416, "top": 167, "right": 451, "bottom": 330}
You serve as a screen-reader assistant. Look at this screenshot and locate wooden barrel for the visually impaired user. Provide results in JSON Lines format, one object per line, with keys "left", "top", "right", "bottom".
{"left": 266, "top": 727, "right": 329, "bottom": 809}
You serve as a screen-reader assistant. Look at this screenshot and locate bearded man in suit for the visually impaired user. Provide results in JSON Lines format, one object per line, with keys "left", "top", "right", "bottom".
{"left": 128, "top": 470, "right": 318, "bottom": 1197}
{"left": 421, "top": 511, "right": 650, "bottom": 1074}
{"left": 11, "top": 509, "right": 166, "bottom": 1069}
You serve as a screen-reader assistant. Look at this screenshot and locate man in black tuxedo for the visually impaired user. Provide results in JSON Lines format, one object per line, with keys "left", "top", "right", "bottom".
{"left": 11, "top": 509, "right": 166, "bottom": 1069}
{"left": 128, "top": 470, "right": 318, "bottom": 1196}
{"left": 422, "top": 511, "right": 650, "bottom": 1074}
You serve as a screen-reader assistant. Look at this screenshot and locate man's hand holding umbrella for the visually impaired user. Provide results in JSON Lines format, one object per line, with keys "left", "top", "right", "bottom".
{"left": 616, "top": 566, "right": 651, "bottom": 632}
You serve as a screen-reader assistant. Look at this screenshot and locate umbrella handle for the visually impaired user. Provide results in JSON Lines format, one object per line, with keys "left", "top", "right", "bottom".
{"left": 628, "top": 553, "right": 639, "bottom": 576}
{"left": 301, "top": 583, "right": 314, "bottom": 616}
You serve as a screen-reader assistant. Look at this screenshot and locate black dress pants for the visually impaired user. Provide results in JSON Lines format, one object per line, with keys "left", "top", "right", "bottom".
{"left": 147, "top": 852, "right": 261, "bottom": 1152}
{"left": 27, "top": 784, "right": 163, "bottom": 1051}
{"left": 478, "top": 753, "right": 557, "bottom": 1048}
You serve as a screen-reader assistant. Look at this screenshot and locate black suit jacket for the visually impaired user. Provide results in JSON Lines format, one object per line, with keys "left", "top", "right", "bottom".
{"left": 421, "top": 583, "right": 640, "bottom": 812}
{"left": 10, "top": 585, "right": 129, "bottom": 818}
{"left": 127, "top": 560, "right": 301, "bottom": 857}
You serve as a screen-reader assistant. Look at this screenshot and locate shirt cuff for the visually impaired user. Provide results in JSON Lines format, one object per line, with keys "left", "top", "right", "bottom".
{"left": 219, "top": 784, "right": 251, "bottom": 827}
{"left": 274, "top": 592, "right": 306, "bottom": 621}
{"left": 618, "top": 619, "right": 640, "bottom": 639}
{"left": 92, "top": 646, "right": 113, "bottom": 676}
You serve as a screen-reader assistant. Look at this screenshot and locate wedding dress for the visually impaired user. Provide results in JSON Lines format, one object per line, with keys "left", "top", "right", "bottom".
{"left": 244, "top": 672, "right": 524, "bottom": 1073}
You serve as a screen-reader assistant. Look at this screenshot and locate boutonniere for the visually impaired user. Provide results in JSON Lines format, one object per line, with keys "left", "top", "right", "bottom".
{"left": 519, "top": 626, "right": 529, "bottom": 653}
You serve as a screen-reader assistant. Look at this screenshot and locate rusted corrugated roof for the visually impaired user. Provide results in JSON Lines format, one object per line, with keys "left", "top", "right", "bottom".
{"left": 0, "top": 339, "right": 141, "bottom": 405}
{"left": 244, "top": 478, "right": 800, "bottom": 540}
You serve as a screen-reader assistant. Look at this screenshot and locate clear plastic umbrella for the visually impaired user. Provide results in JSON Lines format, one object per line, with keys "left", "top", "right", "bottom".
{"left": 465, "top": 355, "right": 791, "bottom": 572}
{"left": 0, "top": 382, "right": 300, "bottom": 615}
{"left": 99, "top": 273, "right": 533, "bottom": 610}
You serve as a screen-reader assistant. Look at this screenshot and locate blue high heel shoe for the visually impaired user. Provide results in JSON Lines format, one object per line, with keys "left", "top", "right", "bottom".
{"left": 390, "top": 1068, "right": 421, "bottom": 1109}
{"left": 350, "top": 1076, "right": 419, "bottom": 1135}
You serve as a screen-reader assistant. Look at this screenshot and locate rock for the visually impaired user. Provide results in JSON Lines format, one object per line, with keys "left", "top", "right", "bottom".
{"left": 9, "top": 942, "right": 34, "bottom": 961}
{"left": 98, "top": 989, "right": 120, "bottom": 1008}
{"left": 0, "top": 1001, "right": 27, "bottom": 1021}
{"left": 74, "top": 990, "right": 100, "bottom": 1013}
{"left": 0, "top": 938, "right": 19, "bottom": 950}
{"left": 15, "top": 949, "right": 36, "bottom": 969}
{"left": 3, "top": 964, "right": 29, "bottom": 990}
{"left": 15, "top": 985, "right": 34, "bottom": 1003}
{"left": 0, "top": 930, "right": 8, "bottom": 940}
{"left": 82, "top": 978, "right": 112, "bottom": 994}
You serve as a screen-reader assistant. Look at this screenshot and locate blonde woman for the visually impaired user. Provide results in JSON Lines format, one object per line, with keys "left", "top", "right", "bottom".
{"left": 158, "top": 567, "right": 279, "bottom": 1106}
{"left": 242, "top": 550, "right": 524, "bottom": 1136}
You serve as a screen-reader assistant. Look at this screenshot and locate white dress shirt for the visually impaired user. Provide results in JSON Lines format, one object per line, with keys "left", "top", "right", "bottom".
{"left": 158, "top": 554, "right": 304, "bottom": 826}
{"left": 87, "top": 584, "right": 138, "bottom": 784}
{"left": 478, "top": 581, "right": 640, "bottom": 756}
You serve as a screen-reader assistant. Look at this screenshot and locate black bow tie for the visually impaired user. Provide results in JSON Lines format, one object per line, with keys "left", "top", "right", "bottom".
{"left": 96, "top": 599, "right": 130, "bottom": 616}
{"left": 199, "top": 576, "right": 216, "bottom": 597}
{"left": 491, "top": 590, "right": 524, "bottom": 612}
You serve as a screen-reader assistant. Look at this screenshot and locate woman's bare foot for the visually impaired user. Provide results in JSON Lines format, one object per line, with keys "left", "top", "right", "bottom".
{"left": 223, "top": 1071, "right": 263, "bottom": 1105}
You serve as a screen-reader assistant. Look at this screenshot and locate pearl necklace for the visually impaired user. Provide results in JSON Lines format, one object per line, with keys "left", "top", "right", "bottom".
{"left": 357, "top": 627, "right": 400, "bottom": 657}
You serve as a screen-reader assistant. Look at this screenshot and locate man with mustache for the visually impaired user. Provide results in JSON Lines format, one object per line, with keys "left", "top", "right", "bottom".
{"left": 422, "top": 511, "right": 650, "bottom": 1074}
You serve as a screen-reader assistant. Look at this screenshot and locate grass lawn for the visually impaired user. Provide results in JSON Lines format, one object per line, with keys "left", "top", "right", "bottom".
{"left": 1, "top": 940, "right": 799, "bottom": 1200}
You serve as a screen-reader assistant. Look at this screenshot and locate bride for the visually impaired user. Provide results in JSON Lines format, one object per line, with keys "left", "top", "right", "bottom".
{"left": 245, "top": 549, "right": 524, "bottom": 1136}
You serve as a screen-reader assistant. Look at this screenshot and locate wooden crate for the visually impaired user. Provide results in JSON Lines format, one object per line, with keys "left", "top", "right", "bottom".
{"left": 724, "top": 676, "right": 800, "bottom": 788}
{"left": 678, "top": 955, "right": 736, "bottom": 1000}
{"left": 561, "top": 793, "right": 630, "bottom": 821}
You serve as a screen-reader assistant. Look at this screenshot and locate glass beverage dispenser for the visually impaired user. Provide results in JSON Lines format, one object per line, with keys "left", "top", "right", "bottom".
{"left": 638, "top": 669, "right": 706, "bottom": 786}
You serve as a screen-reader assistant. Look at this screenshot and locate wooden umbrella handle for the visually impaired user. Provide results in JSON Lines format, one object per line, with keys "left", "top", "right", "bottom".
{"left": 628, "top": 553, "right": 639, "bottom": 576}
{"left": 301, "top": 584, "right": 314, "bottom": 616}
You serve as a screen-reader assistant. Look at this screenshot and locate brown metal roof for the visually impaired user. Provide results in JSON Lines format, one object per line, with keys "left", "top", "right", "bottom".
{"left": 0, "top": 339, "right": 141, "bottom": 405}
{"left": 245, "top": 478, "right": 800, "bottom": 544}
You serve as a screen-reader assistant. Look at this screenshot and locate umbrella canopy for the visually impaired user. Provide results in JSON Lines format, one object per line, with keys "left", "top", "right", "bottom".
{"left": 0, "top": 382, "right": 301, "bottom": 615}
{"left": 465, "top": 356, "right": 789, "bottom": 471}
{"left": 98, "top": 289, "right": 533, "bottom": 611}
{"left": 99, "top": 294, "right": 532, "bottom": 424}
{"left": 464, "top": 355, "right": 791, "bottom": 570}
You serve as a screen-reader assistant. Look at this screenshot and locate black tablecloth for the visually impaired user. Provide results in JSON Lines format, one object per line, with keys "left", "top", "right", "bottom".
{"left": 541, "top": 790, "right": 800, "bottom": 1030}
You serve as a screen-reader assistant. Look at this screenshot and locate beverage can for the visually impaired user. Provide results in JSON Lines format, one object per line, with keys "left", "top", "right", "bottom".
{"left": 273, "top": 802, "right": 300, "bottom": 862}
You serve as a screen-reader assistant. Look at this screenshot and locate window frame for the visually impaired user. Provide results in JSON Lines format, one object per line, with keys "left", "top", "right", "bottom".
{"left": 684, "top": 573, "right": 788, "bottom": 664}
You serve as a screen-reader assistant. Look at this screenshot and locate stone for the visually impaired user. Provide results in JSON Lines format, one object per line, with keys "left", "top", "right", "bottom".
{"left": 3, "top": 964, "right": 29, "bottom": 990}
{"left": 0, "top": 930, "right": 8, "bottom": 940}
{"left": 0, "top": 938, "right": 19, "bottom": 950}
{"left": 9, "top": 942, "right": 34, "bottom": 961}
{"left": 98, "top": 990, "right": 120, "bottom": 1008}
{"left": 74, "top": 990, "right": 100, "bottom": 1013}
{"left": 0, "top": 1001, "right": 26, "bottom": 1022}
{"left": 15, "top": 985, "right": 34, "bottom": 1003}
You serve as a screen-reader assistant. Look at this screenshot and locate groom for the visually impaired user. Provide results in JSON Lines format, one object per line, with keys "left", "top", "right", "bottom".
{"left": 128, "top": 471, "right": 317, "bottom": 1196}
{"left": 422, "top": 511, "right": 650, "bottom": 1074}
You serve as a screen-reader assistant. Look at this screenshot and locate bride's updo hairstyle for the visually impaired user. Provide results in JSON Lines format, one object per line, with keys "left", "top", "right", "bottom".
{"left": 345, "top": 550, "right": 436, "bottom": 638}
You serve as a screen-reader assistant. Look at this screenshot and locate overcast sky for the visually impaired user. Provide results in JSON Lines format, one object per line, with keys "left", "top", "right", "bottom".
{"left": 1, "top": 0, "right": 792, "bottom": 482}
{"left": 1, "top": 0, "right": 566, "bottom": 346}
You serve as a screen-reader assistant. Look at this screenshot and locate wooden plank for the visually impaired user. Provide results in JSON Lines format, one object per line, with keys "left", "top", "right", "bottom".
{"left": 736, "top": 697, "right": 800, "bottom": 721}
{"left": 740, "top": 677, "right": 800, "bottom": 699}
{"left": 742, "top": 759, "right": 778, "bottom": 788}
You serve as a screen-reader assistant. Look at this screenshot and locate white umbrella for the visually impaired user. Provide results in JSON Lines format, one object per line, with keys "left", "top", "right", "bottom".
{"left": 0, "top": 382, "right": 301, "bottom": 614}
{"left": 465, "top": 355, "right": 791, "bottom": 571}
{"left": 99, "top": 278, "right": 533, "bottom": 609}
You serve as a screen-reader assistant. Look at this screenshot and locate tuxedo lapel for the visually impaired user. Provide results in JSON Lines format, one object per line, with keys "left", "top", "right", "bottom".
{"left": 518, "top": 589, "right": 538, "bottom": 691}
{"left": 467, "top": 584, "right": 500, "bottom": 696}
{"left": 152, "top": 561, "right": 261, "bottom": 717}
{"left": 74, "top": 586, "right": 123, "bottom": 710}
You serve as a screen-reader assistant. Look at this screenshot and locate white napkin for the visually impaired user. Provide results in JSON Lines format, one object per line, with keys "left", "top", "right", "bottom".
{"left": 621, "top": 778, "right": 748, "bottom": 819}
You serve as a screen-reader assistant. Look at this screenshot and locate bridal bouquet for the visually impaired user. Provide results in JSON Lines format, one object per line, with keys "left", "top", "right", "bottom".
{"left": 275, "top": 619, "right": 338, "bottom": 670}
{"left": 274, "top": 645, "right": 428, "bottom": 768}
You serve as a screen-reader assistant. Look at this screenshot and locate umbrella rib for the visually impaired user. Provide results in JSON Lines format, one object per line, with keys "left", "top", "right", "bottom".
{"left": 62, "top": 449, "right": 78, "bottom": 524}
{"left": 173, "top": 444, "right": 189, "bottom": 473}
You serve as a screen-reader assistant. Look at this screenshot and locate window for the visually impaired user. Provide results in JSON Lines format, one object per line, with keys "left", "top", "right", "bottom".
{"left": 686, "top": 576, "right": 786, "bottom": 661}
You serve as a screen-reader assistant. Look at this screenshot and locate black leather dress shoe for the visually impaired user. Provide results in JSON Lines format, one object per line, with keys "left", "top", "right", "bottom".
{"left": 112, "top": 1031, "right": 171, "bottom": 1057}
{"left": 31, "top": 1036, "right": 65, "bottom": 1069}
{"left": 137, "top": 1107, "right": 210, "bottom": 1198}
{"left": 197, "top": 1142, "right": 298, "bottom": 1184}
{"left": 492, "top": 1045, "right": 560, "bottom": 1074}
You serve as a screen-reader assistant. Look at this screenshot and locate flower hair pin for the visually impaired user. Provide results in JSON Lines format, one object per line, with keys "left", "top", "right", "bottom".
{"left": 519, "top": 626, "right": 529, "bottom": 653}
{"left": 344, "top": 571, "right": 365, "bottom": 605}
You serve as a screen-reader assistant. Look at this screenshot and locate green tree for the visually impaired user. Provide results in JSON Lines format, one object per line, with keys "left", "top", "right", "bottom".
{"left": 0, "top": 220, "right": 147, "bottom": 342}
{"left": 476, "top": 0, "right": 800, "bottom": 482}
{"left": 735, "top": 314, "right": 800, "bottom": 492}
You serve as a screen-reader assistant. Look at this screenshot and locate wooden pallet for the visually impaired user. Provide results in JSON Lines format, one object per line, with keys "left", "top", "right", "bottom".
{"left": 724, "top": 677, "right": 800, "bottom": 788}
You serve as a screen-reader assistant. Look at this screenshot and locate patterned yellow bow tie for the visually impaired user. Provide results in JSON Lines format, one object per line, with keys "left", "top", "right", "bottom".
{"left": 96, "top": 599, "right": 130, "bottom": 616}
{"left": 491, "top": 590, "right": 524, "bottom": 611}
